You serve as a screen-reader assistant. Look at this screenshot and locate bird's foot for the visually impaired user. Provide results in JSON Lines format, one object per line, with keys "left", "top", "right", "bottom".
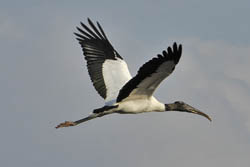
{"left": 55, "top": 121, "right": 76, "bottom": 129}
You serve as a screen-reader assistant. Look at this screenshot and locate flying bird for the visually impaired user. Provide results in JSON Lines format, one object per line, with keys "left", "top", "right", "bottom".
{"left": 56, "top": 19, "right": 211, "bottom": 128}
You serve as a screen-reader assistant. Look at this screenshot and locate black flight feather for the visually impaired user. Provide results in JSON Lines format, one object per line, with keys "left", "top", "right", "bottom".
{"left": 116, "top": 43, "right": 182, "bottom": 102}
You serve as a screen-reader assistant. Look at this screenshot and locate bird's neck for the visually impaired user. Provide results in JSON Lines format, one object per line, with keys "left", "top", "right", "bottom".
{"left": 164, "top": 103, "right": 178, "bottom": 111}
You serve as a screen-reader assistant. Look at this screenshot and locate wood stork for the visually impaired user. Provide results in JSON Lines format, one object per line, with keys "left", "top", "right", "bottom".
{"left": 56, "top": 18, "right": 211, "bottom": 129}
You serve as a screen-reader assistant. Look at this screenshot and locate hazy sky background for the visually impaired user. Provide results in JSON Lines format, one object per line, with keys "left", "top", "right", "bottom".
{"left": 1, "top": 0, "right": 250, "bottom": 166}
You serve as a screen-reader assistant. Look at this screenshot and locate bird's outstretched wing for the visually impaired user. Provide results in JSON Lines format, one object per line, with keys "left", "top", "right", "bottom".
{"left": 117, "top": 43, "right": 182, "bottom": 102}
{"left": 74, "top": 18, "right": 132, "bottom": 105}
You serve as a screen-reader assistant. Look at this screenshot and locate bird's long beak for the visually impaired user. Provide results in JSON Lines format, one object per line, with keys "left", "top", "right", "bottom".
{"left": 189, "top": 109, "right": 212, "bottom": 121}
{"left": 169, "top": 102, "right": 212, "bottom": 121}
{"left": 184, "top": 104, "right": 211, "bottom": 121}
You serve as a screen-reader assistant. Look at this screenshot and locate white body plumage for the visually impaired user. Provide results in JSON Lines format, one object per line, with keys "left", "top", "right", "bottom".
{"left": 116, "top": 96, "right": 165, "bottom": 114}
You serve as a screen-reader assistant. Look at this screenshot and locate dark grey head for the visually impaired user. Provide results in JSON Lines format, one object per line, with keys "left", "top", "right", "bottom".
{"left": 165, "top": 101, "right": 211, "bottom": 121}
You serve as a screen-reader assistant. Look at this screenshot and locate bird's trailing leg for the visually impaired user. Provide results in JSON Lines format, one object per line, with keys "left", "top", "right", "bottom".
{"left": 55, "top": 121, "right": 76, "bottom": 128}
{"left": 55, "top": 110, "right": 114, "bottom": 129}
{"left": 55, "top": 113, "right": 100, "bottom": 129}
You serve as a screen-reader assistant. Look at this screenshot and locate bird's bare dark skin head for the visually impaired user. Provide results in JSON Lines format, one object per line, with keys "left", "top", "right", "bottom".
{"left": 165, "top": 101, "right": 211, "bottom": 121}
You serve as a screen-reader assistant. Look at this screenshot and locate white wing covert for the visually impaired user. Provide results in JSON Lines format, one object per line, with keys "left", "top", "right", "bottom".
{"left": 74, "top": 18, "right": 132, "bottom": 105}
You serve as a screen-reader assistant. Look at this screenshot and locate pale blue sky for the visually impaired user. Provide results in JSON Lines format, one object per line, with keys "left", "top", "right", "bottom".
{"left": 1, "top": 0, "right": 250, "bottom": 166}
